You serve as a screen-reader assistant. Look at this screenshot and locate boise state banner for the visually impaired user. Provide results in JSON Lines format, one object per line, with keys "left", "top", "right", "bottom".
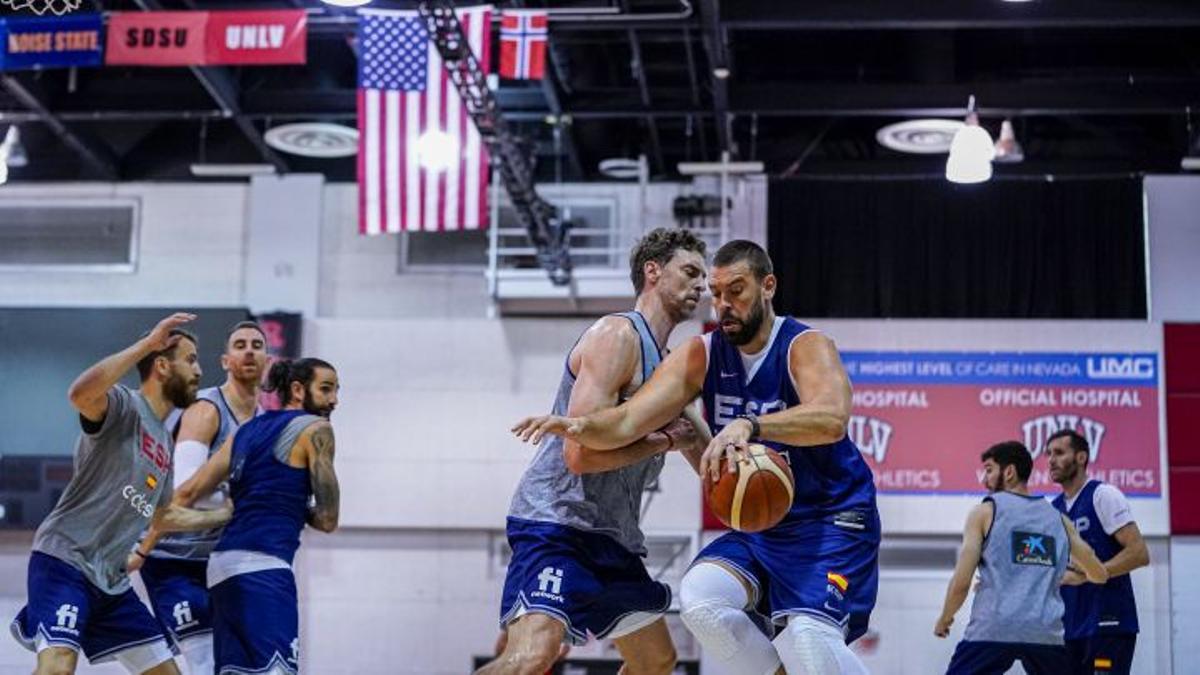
{"left": 0, "top": 13, "right": 103, "bottom": 70}
{"left": 844, "top": 352, "right": 1161, "bottom": 497}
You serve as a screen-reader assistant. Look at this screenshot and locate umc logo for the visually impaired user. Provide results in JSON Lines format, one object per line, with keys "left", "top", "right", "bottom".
{"left": 1086, "top": 356, "right": 1154, "bottom": 380}
{"left": 530, "top": 566, "right": 565, "bottom": 603}
{"left": 849, "top": 416, "right": 893, "bottom": 463}
{"left": 51, "top": 604, "right": 79, "bottom": 635}
{"left": 173, "top": 601, "right": 197, "bottom": 630}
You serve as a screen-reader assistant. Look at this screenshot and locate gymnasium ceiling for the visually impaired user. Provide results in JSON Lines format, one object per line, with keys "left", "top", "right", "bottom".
{"left": 3, "top": 0, "right": 1200, "bottom": 182}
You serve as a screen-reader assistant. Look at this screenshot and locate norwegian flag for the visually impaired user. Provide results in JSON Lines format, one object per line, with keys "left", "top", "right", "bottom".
{"left": 356, "top": 6, "right": 492, "bottom": 234}
{"left": 499, "top": 10, "right": 547, "bottom": 80}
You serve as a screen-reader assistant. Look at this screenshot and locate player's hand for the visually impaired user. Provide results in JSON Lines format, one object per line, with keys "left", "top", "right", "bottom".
{"left": 934, "top": 614, "right": 953, "bottom": 638}
{"left": 1060, "top": 568, "right": 1087, "bottom": 586}
{"left": 662, "top": 416, "right": 698, "bottom": 452}
{"left": 142, "top": 313, "right": 197, "bottom": 351}
{"left": 700, "top": 418, "right": 753, "bottom": 482}
{"left": 125, "top": 550, "right": 146, "bottom": 574}
{"left": 511, "top": 414, "right": 585, "bottom": 445}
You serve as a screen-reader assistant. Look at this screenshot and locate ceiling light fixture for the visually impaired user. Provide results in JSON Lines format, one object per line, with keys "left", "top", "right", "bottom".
{"left": 321, "top": 0, "right": 372, "bottom": 8}
{"left": 946, "top": 96, "right": 995, "bottom": 184}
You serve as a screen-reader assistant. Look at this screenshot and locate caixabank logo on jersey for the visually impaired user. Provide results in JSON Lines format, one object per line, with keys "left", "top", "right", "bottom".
{"left": 1011, "top": 531, "right": 1057, "bottom": 567}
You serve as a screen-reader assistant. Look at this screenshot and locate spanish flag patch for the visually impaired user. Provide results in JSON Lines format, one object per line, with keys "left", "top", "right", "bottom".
{"left": 1094, "top": 657, "right": 1113, "bottom": 670}
{"left": 145, "top": 474, "right": 157, "bottom": 489}
{"left": 827, "top": 572, "right": 849, "bottom": 592}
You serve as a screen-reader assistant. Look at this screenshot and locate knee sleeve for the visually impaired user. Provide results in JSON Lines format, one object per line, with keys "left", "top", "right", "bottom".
{"left": 679, "top": 563, "right": 780, "bottom": 675}
{"left": 773, "top": 616, "right": 868, "bottom": 675}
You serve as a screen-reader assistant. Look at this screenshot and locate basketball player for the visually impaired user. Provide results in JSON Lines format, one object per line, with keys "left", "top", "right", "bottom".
{"left": 482, "top": 228, "right": 710, "bottom": 675}
{"left": 515, "top": 240, "right": 880, "bottom": 675}
{"left": 167, "top": 357, "right": 340, "bottom": 675}
{"left": 1047, "top": 429, "right": 1149, "bottom": 675}
{"left": 935, "top": 441, "right": 1108, "bottom": 674}
{"left": 127, "top": 321, "right": 269, "bottom": 674}
{"left": 9, "top": 313, "right": 236, "bottom": 675}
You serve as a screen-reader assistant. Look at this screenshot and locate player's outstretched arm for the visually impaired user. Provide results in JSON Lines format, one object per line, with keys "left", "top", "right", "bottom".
{"left": 1063, "top": 515, "right": 1110, "bottom": 584}
{"left": 173, "top": 402, "right": 222, "bottom": 507}
{"left": 935, "top": 502, "right": 990, "bottom": 638}
{"left": 175, "top": 435, "right": 234, "bottom": 509}
{"left": 514, "top": 337, "right": 706, "bottom": 451}
{"left": 67, "top": 312, "right": 196, "bottom": 423}
{"left": 305, "top": 422, "right": 340, "bottom": 533}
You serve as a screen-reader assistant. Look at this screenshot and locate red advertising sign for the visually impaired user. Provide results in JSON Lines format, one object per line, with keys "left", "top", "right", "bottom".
{"left": 844, "top": 352, "right": 1162, "bottom": 497}
{"left": 105, "top": 11, "right": 207, "bottom": 66}
{"left": 205, "top": 10, "right": 306, "bottom": 65}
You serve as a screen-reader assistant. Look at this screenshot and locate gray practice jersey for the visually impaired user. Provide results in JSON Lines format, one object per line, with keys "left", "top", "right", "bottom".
{"left": 508, "top": 311, "right": 665, "bottom": 555}
{"left": 964, "top": 491, "right": 1071, "bottom": 645}
{"left": 32, "top": 385, "right": 175, "bottom": 594}
{"left": 152, "top": 386, "right": 261, "bottom": 560}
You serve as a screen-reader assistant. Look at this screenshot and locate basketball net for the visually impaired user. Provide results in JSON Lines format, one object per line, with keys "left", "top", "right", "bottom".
{"left": 0, "top": 0, "right": 82, "bottom": 16}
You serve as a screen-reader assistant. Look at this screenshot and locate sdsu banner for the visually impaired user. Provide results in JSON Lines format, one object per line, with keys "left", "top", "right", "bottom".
{"left": 844, "top": 352, "right": 1161, "bottom": 497}
{"left": 205, "top": 10, "right": 306, "bottom": 65}
{"left": 105, "top": 10, "right": 306, "bottom": 66}
{"left": 0, "top": 14, "right": 103, "bottom": 70}
{"left": 106, "top": 11, "right": 206, "bottom": 65}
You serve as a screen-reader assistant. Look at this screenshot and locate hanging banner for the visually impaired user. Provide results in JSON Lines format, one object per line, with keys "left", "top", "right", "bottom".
{"left": 844, "top": 351, "right": 1162, "bottom": 497}
{"left": 204, "top": 10, "right": 306, "bottom": 65}
{"left": 105, "top": 11, "right": 207, "bottom": 66}
{"left": 0, "top": 14, "right": 103, "bottom": 70}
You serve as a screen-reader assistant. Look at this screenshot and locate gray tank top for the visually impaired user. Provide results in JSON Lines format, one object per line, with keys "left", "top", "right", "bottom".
{"left": 964, "top": 491, "right": 1071, "bottom": 645}
{"left": 508, "top": 311, "right": 665, "bottom": 555}
{"left": 33, "top": 386, "right": 175, "bottom": 594}
{"left": 153, "top": 386, "right": 262, "bottom": 560}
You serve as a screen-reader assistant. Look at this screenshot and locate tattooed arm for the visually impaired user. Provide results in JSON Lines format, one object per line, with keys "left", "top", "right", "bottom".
{"left": 304, "top": 422, "right": 340, "bottom": 533}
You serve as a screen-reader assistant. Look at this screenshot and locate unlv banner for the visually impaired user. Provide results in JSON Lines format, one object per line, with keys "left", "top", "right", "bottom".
{"left": 105, "top": 11, "right": 206, "bottom": 65}
{"left": 205, "top": 10, "right": 306, "bottom": 65}
{"left": 844, "top": 352, "right": 1161, "bottom": 497}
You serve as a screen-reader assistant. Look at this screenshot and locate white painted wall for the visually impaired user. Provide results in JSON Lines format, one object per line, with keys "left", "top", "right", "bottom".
{"left": 1145, "top": 175, "right": 1200, "bottom": 322}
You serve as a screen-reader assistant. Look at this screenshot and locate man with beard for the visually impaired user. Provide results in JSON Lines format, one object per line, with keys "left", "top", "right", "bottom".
{"left": 169, "top": 357, "right": 340, "bottom": 675}
{"left": 128, "top": 321, "right": 269, "bottom": 674}
{"left": 1046, "top": 429, "right": 1149, "bottom": 675}
{"left": 483, "top": 228, "right": 709, "bottom": 675}
{"left": 10, "top": 313, "right": 235, "bottom": 675}
{"left": 514, "top": 240, "right": 880, "bottom": 674}
{"left": 935, "top": 441, "right": 1107, "bottom": 675}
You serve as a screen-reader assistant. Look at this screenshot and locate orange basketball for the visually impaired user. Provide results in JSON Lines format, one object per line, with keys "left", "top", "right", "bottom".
{"left": 704, "top": 443, "right": 794, "bottom": 533}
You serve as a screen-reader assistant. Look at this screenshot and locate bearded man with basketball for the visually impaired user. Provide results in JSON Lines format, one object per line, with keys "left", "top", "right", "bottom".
{"left": 480, "top": 228, "right": 710, "bottom": 675}
{"left": 516, "top": 240, "right": 879, "bottom": 675}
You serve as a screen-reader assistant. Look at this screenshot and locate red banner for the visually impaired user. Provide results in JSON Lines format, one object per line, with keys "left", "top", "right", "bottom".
{"left": 106, "top": 11, "right": 207, "bottom": 66}
{"left": 842, "top": 352, "right": 1162, "bottom": 497}
{"left": 205, "top": 10, "right": 306, "bottom": 66}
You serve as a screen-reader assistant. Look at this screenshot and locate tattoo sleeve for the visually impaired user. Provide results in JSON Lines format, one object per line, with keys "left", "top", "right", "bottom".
{"left": 308, "top": 425, "right": 340, "bottom": 532}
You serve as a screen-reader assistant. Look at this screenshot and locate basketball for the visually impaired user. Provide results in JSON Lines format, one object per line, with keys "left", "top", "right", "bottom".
{"left": 704, "top": 443, "right": 795, "bottom": 532}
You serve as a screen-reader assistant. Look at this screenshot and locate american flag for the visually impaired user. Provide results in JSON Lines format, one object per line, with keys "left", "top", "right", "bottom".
{"left": 499, "top": 10, "right": 547, "bottom": 80}
{"left": 357, "top": 6, "right": 492, "bottom": 235}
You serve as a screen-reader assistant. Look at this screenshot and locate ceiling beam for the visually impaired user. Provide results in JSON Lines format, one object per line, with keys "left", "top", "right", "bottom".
{"left": 697, "top": 0, "right": 731, "bottom": 155}
{"left": 0, "top": 74, "right": 119, "bottom": 179}
{"left": 130, "top": 0, "right": 288, "bottom": 173}
{"left": 722, "top": 0, "right": 1200, "bottom": 30}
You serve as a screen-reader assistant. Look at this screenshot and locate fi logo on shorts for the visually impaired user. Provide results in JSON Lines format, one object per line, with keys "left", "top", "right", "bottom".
{"left": 1011, "top": 531, "right": 1057, "bottom": 567}
{"left": 52, "top": 604, "right": 80, "bottom": 636}
{"left": 531, "top": 566, "right": 565, "bottom": 603}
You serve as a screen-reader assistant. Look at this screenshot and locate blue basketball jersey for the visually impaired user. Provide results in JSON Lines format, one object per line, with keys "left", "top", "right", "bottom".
{"left": 1052, "top": 480, "right": 1139, "bottom": 638}
{"left": 214, "top": 411, "right": 320, "bottom": 565}
{"left": 701, "top": 317, "right": 876, "bottom": 523}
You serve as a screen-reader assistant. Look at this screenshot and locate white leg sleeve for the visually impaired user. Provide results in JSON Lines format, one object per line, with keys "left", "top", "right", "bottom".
{"left": 679, "top": 562, "right": 781, "bottom": 675}
{"left": 772, "top": 615, "right": 869, "bottom": 675}
{"left": 180, "top": 633, "right": 215, "bottom": 675}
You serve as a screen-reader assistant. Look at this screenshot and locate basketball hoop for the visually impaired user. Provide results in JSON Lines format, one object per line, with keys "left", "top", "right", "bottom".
{"left": 0, "top": 0, "right": 82, "bottom": 16}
